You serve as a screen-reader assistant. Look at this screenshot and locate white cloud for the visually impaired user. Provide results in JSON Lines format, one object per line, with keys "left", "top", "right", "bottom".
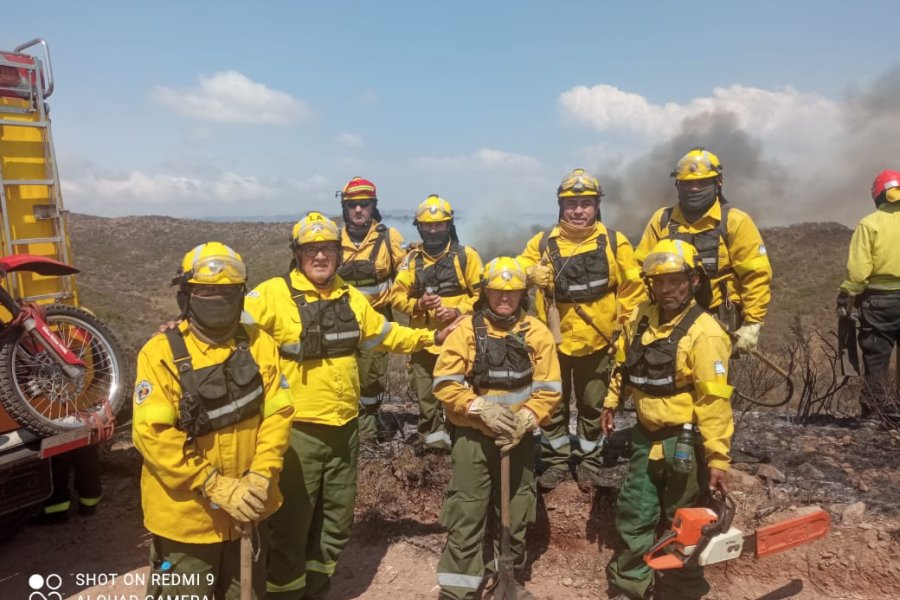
{"left": 152, "top": 71, "right": 311, "bottom": 125}
{"left": 559, "top": 83, "right": 838, "bottom": 147}
{"left": 414, "top": 148, "right": 541, "bottom": 173}
{"left": 60, "top": 159, "right": 330, "bottom": 217}
{"left": 336, "top": 133, "right": 365, "bottom": 148}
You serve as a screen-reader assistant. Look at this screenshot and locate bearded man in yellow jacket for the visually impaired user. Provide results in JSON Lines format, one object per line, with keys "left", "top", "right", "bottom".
{"left": 433, "top": 257, "right": 561, "bottom": 600}
{"left": 133, "top": 242, "right": 295, "bottom": 600}
{"left": 603, "top": 239, "right": 734, "bottom": 600}
{"left": 391, "top": 194, "right": 484, "bottom": 453}
{"left": 243, "top": 212, "right": 458, "bottom": 600}
{"left": 517, "top": 169, "right": 644, "bottom": 491}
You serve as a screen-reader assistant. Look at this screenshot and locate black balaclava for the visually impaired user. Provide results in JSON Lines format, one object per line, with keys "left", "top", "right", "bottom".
{"left": 677, "top": 181, "right": 719, "bottom": 222}
{"left": 181, "top": 285, "right": 245, "bottom": 344}
{"left": 418, "top": 222, "right": 457, "bottom": 256}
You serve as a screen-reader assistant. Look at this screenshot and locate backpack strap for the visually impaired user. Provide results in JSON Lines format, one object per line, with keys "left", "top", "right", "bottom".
{"left": 164, "top": 328, "right": 193, "bottom": 374}
{"left": 659, "top": 206, "right": 675, "bottom": 231}
{"left": 451, "top": 242, "right": 474, "bottom": 297}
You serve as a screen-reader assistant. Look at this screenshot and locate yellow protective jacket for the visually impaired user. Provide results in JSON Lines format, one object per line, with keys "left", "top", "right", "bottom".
{"left": 636, "top": 201, "right": 772, "bottom": 324}
{"left": 244, "top": 270, "right": 435, "bottom": 425}
{"left": 604, "top": 300, "right": 734, "bottom": 471}
{"left": 517, "top": 222, "right": 645, "bottom": 357}
{"left": 132, "top": 322, "right": 294, "bottom": 544}
{"left": 433, "top": 313, "right": 562, "bottom": 437}
{"left": 390, "top": 243, "right": 484, "bottom": 356}
{"left": 840, "top": 202, "right": 900, "bottom": 294}
{"left": 340, "top": 222, "right": 405, "bottom": 309}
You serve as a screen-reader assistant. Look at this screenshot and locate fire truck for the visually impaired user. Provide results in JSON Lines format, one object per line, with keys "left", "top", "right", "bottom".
{"left": 0, "top": 39, "right": 125, "bottom": 529}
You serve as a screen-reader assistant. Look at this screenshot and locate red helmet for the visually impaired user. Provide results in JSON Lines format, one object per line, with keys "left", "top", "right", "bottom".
{"left": 341, "top": 177, "right": 377, "bottom": 202}
{"left": 871, "top": 170, "right": 900, "bottom": 201}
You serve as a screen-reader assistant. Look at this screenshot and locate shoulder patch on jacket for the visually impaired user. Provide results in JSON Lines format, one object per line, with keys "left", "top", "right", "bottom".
{"left": 134, "top": 380, "right": 153, "bottom": 404}
{"left": 279, "top": 374, "right": 290, "bottom": 389}
{"left": 758, "top": 244, "right": 767, "bottom": 255}
{"left": 246, "top": 290, "right": 260, "bottom": 298}
{"left": 713, "top": 360, "right": 726, "bottom": 375}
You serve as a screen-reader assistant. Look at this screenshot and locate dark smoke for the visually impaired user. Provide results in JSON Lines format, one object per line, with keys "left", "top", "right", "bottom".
{"left": 599, "top": 111, "right": 788, "bottom": 238}
{"left": 598, "top": 64, "right": 900, "bottom": 234}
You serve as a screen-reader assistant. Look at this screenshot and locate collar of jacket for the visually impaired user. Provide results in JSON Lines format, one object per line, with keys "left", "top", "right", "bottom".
{"left": 179, "top": 319, "right": 230, "bottom": 356}
{"left": 645, "top": 299, "right": 699, "bottom": 338}
{"left": 480, "top": 313, "right": 531, "bottom": 337}
{"left": 671, "top": 199, "right": 723, "bottom": 231}
{"left": 289, "top": 269, "right": 350, "bottom": 298}
{"left": 551, "top": 220, "right": 604, "bottom": 243}
{"left": 342, "top": 221, "right": 381, "bottom": 251}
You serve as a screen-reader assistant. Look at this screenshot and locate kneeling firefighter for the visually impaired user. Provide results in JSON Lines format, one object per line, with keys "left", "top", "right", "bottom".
{"left": 432, "top": 257, "right": 562, "bottom": 600}
{"left": 243, "top": 212, "right": 460, "bottom": 600}
{"left": 133, "top": 242, "right": 295, "bottom": 600}
{"left": 602, "top": 240, "right": 734, "bottom": 600}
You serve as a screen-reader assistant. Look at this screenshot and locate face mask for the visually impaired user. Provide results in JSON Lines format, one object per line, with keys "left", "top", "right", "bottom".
{"left": 419, "top": 227, "right": 451, "bottom": 255}
{"left": 677, "top": 185, "right": 717, "bottom": 221}
{"left": 187, "top": 286, "right": 244, "bottom": 342}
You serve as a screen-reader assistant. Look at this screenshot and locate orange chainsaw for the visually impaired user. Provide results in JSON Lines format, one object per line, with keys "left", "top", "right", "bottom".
{"left": 645, "top": 494, "right": 831, "bottom": 570}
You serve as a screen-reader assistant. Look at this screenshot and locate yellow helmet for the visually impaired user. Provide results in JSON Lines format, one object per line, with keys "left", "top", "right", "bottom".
{"left": 671, "top": 148, "right": 723, "bottom": 181}
{"left": 482, "top": 257, "right": 527, "bottom": 291}
{"left": 179, "top": 242, "right": 247, "bottom": 285}
{"left": 557, "top": 168, "right": 602, "bottom": 198}
{"left": 415, "top": 194, "right": 454, "bottom": 223}
{"left": 641, "top": 239, "right": 701, "bottom": 277}
{"left": 291, "top": 211, "right": 340, "bottom": 246}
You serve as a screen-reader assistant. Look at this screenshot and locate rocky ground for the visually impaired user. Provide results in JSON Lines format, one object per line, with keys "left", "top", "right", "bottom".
{"left": 1, "top": 397, "right": 898, "bottom": 600}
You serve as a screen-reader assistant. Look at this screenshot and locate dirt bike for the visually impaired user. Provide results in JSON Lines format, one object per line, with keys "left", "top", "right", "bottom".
{"left": 0, "top": 254, "right": 125, "bottom": 438}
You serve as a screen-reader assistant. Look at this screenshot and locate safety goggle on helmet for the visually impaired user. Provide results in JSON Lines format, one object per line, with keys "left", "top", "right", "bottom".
{"left": 641, "top": 239, "right": 701, "bottom": 278}
{"left": 482, "top": 257, "right": 527, "bottom": 291}
{"left": 178, "top": 242, "right": 247, "bottom": 285}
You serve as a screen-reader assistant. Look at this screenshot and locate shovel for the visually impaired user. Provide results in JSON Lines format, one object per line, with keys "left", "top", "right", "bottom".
{"left": 240, "top": 523, "right": 253, "bottom": 600}
{"left": 483, "top": 451, "right": 535, "bottom": 600}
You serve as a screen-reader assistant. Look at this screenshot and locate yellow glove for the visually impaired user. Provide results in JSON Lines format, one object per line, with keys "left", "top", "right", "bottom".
{"left": 203, "top": 472, "right": 261, "bottom": 523}
{"left": 526, "top": 264, "right": 553, "bottom": 288}
{"left": 230, "top": 472, "right": 268, "bottom": 521}
{"left": 733, "top": 322, "right": 761, "bottom": 355}
{"left": 467, "top": 397, "right": 516, "bottom": 437}
{"left": 496, "top": 409, "right": 537, "bottom": 452}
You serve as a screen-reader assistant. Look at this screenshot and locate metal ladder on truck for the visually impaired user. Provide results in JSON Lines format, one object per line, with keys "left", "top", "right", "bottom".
{"left": 0, "top": 38, "right": 78, "bottom": 306}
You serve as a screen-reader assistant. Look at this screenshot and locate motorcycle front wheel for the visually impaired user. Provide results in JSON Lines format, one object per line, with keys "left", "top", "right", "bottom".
{"left": 0, "top": 304, "right": 126, "bottom": 437}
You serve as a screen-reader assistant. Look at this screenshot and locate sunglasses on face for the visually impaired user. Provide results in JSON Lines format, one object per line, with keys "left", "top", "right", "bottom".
{"left": 346, "top": 200, "right": 373, "bottom": 209}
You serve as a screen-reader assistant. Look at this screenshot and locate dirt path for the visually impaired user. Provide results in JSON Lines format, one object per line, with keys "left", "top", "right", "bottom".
{"left": 1, "top": 414, "right": 899, "bottom": 600}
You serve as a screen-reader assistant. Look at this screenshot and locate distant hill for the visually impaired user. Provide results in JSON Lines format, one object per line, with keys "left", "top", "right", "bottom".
{"left": 67, "top": 214, "right": 852, "bottom": 359}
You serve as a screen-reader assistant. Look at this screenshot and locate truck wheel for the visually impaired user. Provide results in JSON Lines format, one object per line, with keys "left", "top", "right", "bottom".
{"left": 0, "top": 305, "right": 126, "bottom": 437}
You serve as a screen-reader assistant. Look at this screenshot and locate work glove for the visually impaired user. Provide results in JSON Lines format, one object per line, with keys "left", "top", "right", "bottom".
{"left": 202, "top": 472, "right": 259, "bottom": 523}
{"left": 239, "top": 471, "right": 270, "bottom": 505}
{"left": 467, "top": 397, "right": 516, "bottom": 437}
{"left": 496, "top": 409, "right": 537, "bottom": 452}
{"left": 836, "top": 291, "right": 856, "bottom": 319}
{"left": 732, "top": 322, "right": 761, "bottom": 355}
{"left": 526, "top": 264, "right": 553, "bottom": 288}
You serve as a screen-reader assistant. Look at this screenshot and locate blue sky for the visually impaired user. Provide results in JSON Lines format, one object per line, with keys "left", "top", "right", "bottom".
{"left": 3, "top": 1, "right": 898, "bottom": 236}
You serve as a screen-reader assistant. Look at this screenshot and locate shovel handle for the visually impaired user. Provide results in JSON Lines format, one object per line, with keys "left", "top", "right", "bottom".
{"left": 748, "top": 349, "right": 789, "bottom": 379}
{"left": 240, "top": 523, "right": 252, "bottom": 600}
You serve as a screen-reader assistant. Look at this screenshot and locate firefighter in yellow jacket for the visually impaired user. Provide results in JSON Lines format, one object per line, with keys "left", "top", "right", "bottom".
{"left": 433, "top": 257, "right": 562, "bottom": 599}
{"left": 603, "top": 239, "right": 734, "bottom": 600}
{"left": 837, "top": 169, "right": 900, "bottom": 420}
{"left": 336, "top": 177, "right": 406, "bottom": 442}
{"left": 635, "top": 148, "right": 773, "bottom": 352}
{"left": 391, "top": 194, "right": 484, "bottom": 452}
{"left": 133, "top": 242, "right": 295, "bottom": 600}
{"left": 244, "top": 212, "right": 458, "bottom": 600}
{"left": 517, "top": 169, "right": 644, "bottom": 490}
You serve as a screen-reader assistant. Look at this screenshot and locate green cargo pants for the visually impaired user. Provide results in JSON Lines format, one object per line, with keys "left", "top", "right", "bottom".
{"left": 409, "top": 350, "right": 451, "bottom": 449}
{"left": 357, "top": 345, "right": 388, "bottom": 442}
{"left": 437, "top": 427, "right": 536, "bottom": 600}
{"left": 267, "top": 420, "right": 358, "bottom": 600}
{"left": 148, "top": 524, "right": 270, "bottom": 600}
{"left": 606, "top": 425, "right": 710, "bottom": 600}
{"left": 540, "top": 350, "right": 611, "bottom": 473}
